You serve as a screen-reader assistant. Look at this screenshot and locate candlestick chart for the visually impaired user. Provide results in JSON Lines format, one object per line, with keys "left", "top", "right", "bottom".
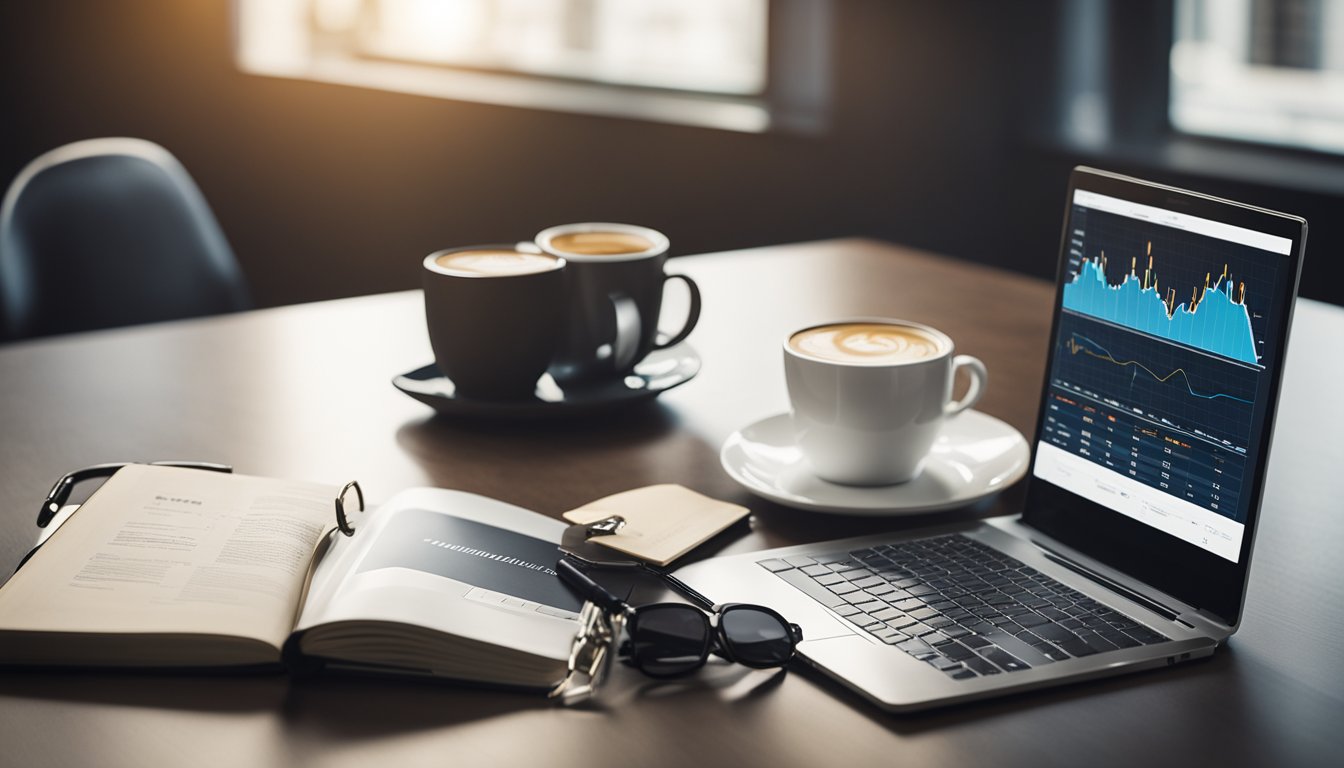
{"left": 1039, "top": 204, "right": 1288, "bottom": 524}
{"left": 1062, "top": 246, "right": 1261, "bottom": 365}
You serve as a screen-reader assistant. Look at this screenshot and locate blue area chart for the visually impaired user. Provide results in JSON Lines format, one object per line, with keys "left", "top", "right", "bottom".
{"left": 1062, "top": 256, "right": 1260, "bottom": 365}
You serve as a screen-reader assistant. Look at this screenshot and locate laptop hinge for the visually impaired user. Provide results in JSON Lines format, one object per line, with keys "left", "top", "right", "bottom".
{"left": 1035, "top": 544, "right": 1186, "bottom": 624}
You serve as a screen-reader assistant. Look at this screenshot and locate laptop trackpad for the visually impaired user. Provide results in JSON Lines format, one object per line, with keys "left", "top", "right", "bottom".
{"left": 675, "top": 556, "right": 857, "bottom": 641}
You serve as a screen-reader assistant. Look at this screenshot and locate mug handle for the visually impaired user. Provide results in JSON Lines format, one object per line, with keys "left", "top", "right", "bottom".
{"left": 608, "top": 293, "right": 642, "bottom": 372}
{"left": 945, "top": 355, "right": 988, "bottom": 417}
{"left": 653, "top": 274, "right": 702, "bottom": 349}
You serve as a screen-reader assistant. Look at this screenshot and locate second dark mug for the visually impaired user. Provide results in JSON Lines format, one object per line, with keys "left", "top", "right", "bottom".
{"left": 535, "top": 223, "right": 701, "bottom": 384}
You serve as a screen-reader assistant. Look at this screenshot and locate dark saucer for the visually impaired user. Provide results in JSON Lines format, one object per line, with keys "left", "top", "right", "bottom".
{"left": 392, "top": 342, "right": 700, "bottom": 420}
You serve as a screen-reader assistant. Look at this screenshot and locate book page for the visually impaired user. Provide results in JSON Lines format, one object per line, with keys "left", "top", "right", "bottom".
{"left": 295, "top": 488, "right": 580, "bottom": 666}
{"left": 0, "top": 464, "right": 337, "bottom": 652}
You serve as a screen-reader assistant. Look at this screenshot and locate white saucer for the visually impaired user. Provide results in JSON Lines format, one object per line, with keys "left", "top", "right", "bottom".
{"left": 720, "top": 410, "right": 1030, "bottom": 516}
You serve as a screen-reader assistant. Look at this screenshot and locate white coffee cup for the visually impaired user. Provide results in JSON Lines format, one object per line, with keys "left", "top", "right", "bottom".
{"left": 783, "top": 319, "right": 988, "bottom": 486}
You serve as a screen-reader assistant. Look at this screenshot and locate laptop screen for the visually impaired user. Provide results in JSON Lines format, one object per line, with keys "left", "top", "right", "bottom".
{"left": 1024, "top": 168, "right": 1305, "bottom": 623}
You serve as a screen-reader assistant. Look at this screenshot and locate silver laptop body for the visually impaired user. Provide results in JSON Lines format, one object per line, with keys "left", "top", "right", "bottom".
{"left": 675, "top": 516, "right": 1222, "bottom": 712}
{"left": 676, "top": 168, "right": 1307, "bottom": 712}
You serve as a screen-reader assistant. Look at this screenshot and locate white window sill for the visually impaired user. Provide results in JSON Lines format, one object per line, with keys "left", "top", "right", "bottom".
{"left": 239, "top": 53, "right": 779, "bottom": 134}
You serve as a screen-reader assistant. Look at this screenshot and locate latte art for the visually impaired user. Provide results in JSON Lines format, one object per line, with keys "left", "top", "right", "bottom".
{"left": 789, "top": 323, "right": 945, "bottom": 365}
{"left": 547, "top": 232, "right": 655, "bottom": 256}
{"left": 434, "top": 250, "right": 562, "bottom": 277}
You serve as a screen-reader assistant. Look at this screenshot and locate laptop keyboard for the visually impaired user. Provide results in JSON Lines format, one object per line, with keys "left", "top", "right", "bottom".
{"left": 758, "top": 534, "right": 1170, "bottom": 681}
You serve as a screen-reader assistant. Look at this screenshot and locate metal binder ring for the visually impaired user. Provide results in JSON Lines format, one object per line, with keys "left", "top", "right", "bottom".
{"left": 335, "top": 480, "right": 364, "bottom": 536}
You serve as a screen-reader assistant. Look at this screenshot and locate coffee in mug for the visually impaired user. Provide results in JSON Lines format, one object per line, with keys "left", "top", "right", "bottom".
{"left": 432, "top": 248, "right": 563, "bottom": 276}
{"left": 545, "top": 231, "right": 656, "bottom": 256}
{"left": 787, "top": 322, "right": 946, "bottom": 365}
{"left": 784, "top": 319, "right": 988, "bottom": 485}
{"left": 422, "top": 245, "right": 566, "bottom": 400}
{"left": 535, "top": 222, "right": 701, "bottom": 384}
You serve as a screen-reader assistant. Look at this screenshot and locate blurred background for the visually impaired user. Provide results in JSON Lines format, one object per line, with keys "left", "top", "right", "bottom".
{"left": 2, "top": 0, "right": 1342, "bottom": 313}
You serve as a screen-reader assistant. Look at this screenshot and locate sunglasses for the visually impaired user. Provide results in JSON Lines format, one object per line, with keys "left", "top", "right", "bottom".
{"left": 18, "top": 461, "right": 233, "bottom": 572}
{"left": 556, "top": 557, "right": 802, "bottom": 679}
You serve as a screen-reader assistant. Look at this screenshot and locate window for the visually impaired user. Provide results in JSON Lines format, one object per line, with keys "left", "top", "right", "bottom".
{"left": 1171, "top": 0, "right": 1344, "bottom": 154}
{"left": 234, "top": 0, "right": 826, "bottom": 133}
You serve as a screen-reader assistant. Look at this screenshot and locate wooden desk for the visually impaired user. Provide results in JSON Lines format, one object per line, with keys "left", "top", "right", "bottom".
{"left": 1, "top": 239, "right": 1340, "bottom": 767}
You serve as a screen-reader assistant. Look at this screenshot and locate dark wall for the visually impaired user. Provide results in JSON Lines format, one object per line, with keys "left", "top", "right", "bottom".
{"left": 0, "top": 1, "right": 1018, "bottom": 309}
{"left": 3, "top": 1, "right": 1339, "bottom": 311}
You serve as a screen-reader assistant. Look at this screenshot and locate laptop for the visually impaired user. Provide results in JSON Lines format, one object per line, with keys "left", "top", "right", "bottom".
{"left": 673, "top": 167, "right": 1307, "bottom": 711}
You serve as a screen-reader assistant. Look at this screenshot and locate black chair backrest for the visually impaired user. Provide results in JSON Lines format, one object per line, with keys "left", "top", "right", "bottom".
{"left": 0, "top": 138, "right": 251, "bottom": 340}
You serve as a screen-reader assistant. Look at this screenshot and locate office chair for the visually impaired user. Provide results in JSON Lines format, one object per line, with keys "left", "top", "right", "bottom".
{"left": 0, "top": 137, "right": 251, "bottom": 340}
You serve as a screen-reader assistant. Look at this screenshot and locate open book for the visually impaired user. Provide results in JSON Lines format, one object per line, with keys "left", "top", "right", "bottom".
{"left": 0, "top": 465, "right": 581, "bottom": 689}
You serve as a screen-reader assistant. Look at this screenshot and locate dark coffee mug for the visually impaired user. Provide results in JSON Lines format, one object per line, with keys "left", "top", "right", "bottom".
{"left": 422, "top": 245, "right": 566, "bottom": 400}
{"left": 535, "top": 223, "right": 701, "bottom": 384}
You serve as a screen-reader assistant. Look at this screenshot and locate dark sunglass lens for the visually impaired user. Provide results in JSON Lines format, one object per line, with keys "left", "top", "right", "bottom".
{"left": 630, "top": 605, "right": 711, "bottom": 677}
{"left": 720, "top": 607, "right": 796, "bottom": 667}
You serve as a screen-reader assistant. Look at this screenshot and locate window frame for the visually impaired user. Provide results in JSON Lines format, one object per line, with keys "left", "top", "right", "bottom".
{"left": 1170, "top": 0, "right": 1344, "bottom": 157}
{"left": 1036, "top": 0, "right": 1344, "bottom": 196}
{"left": 232, "top": 0, "right": 830, "bottom": 135}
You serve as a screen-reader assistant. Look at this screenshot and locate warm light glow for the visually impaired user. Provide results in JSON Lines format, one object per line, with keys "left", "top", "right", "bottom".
{"left": 234, "top": 0, "right": 774, "bottom": 131}
{"left": 240, "top": 0, "right": 768, "bottom": 96}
